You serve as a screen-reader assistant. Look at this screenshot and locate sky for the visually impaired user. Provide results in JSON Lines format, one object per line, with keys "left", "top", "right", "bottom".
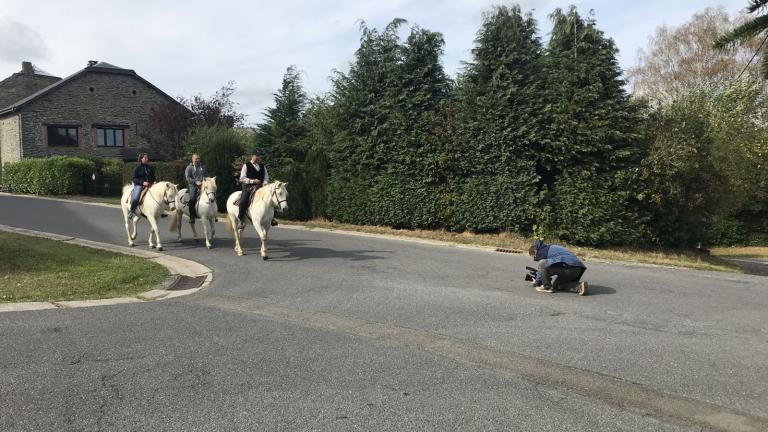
{"left": 0, "top": 0, "right": 751, "bottom": 124}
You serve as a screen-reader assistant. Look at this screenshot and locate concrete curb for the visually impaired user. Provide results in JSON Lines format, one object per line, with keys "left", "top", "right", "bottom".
{"left": 0, "top": 224, "right": 213, "bottom": 313}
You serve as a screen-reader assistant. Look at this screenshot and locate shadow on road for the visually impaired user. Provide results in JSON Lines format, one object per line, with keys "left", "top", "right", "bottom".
{"left": 585, "top": 285, "right": 616, "bottom": 296}
{"left": 260, "top": 239, "right": 392, "bottom": 262}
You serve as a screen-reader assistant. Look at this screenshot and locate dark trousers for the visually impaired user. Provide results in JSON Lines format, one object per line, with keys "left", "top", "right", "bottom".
{"left": 539, "top": 261, "right": 585, "bottom": 290}
{"left": 188, "top": 184, "right": 198, "bottom": 219}
{"left": 238, "top": 184, "right": 258, "bottom": 221}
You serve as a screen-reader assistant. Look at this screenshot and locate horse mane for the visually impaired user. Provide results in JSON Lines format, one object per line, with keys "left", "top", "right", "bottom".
{"left": 253, "top": 182, "right": 277, "bottom": 201}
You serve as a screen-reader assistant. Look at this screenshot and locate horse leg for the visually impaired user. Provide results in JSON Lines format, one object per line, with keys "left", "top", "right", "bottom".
{"left": 123, "top": 211, "right": 135, "bottom": 247}
{"left": 230, "top": 214, "right": 243, "bottom": 256}
{"left": 176, "top": 211, "right": 184, "bottom": 243}
{"left": 190, "top": 218, "right": 199, "bottom": 242}
{"left": 149, "top": 216, "right": 163, "bottom": 251}
{"left": 202, "top": 217, "right": 212, "bottom": 249}
{"left": 255, "top": 223, "right": 268, "bottom": 260}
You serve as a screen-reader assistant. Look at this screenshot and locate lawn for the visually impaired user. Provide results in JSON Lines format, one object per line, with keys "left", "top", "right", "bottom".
{"left": 0, "top": 231, "right": 168, "bottom": 303}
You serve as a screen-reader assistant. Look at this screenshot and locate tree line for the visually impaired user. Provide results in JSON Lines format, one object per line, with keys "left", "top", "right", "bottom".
{"left": 180, "top": 4, "right": 768, "bottom": 247}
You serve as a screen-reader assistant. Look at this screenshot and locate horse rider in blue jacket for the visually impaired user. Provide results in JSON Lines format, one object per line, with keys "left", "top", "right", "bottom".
{"left": 529, "top": 240, "right": 588, "bottom": 295}
{"left": 128, "top": 153, "right": 155, "bottom": 218}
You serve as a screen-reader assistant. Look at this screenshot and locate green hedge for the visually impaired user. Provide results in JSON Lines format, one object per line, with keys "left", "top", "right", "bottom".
{"left": 121, "top": 160, "right": 187, "bottom": 187}
{"left": 3, "top": 156, "right": 96, "bottom": 195}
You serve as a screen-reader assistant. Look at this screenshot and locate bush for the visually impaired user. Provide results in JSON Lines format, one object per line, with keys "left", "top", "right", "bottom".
{"left": 549, "top": 170, "right": 650, "bottom": 246}
{"left": 4, "top": 156, "right": 96, "bottom": 195}
{"left": 121, "top": 160, "right": 187, "bottom": 188}
{"left": 705, "top": 216, "right": 747, "bottom": 246}
{"left": 78, "top": 156, "right": 125, "bottom": 196}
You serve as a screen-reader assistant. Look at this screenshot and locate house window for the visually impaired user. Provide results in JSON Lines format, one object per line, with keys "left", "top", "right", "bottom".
{"left": 47, "top": 126, "right": 79, "bottom": 147}
{"left": 96, "top": 128, "right": 125, "bottom": 147}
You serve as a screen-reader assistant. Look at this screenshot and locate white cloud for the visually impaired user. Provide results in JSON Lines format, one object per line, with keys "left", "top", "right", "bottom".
{"left": 0, "top": 18, "right": 49, "bottom": 64}
{"left": 0, "top": 0, "right": 750, "bottom": 123}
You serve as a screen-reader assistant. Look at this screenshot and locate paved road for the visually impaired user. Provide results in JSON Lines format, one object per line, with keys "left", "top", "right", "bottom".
{"left": 1, "top": 194, "right": 767, "bottom": 431}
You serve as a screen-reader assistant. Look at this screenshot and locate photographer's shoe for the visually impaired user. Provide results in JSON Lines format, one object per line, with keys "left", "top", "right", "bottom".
{"left": 577, "top": 281, "right": 588, "bottom": 296}
{"left": 535, "top": 286, "right": 554, "bottom": 293}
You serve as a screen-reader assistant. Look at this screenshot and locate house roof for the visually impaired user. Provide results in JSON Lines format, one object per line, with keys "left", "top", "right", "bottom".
{"left": 0, "top": 65, "right": 62, "bottom": 110}
{"left": 0, "top": 61, "right": 189, "bottom": 116}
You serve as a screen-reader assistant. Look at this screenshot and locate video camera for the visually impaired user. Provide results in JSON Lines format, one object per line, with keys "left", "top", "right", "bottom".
{"left": 524, "top": 266, "right": 538, "bottom": 282}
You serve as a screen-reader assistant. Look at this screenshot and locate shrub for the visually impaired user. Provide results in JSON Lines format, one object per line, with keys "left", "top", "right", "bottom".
{"left": 121, "top": 160, "right": 187, "bottom": 188}
{"left": 4, "top": 156, "right": 95, "bottom": 195}
{"left": 705, "top": 216, "right": 747, "bottom": 246}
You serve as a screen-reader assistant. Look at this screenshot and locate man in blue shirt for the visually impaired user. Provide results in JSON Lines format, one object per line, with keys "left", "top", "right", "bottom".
{"left": 528, "top": 240, "right": 588, "bottom": 295}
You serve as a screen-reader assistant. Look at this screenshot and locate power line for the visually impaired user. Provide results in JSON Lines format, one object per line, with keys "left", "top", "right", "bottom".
{"left": 736, "top": 31, "right": 768, "bottom": 81}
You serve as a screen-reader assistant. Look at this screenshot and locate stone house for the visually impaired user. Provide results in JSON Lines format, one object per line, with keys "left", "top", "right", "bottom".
{"left": 0, "top": 60, "right": 189, "bottom": 170}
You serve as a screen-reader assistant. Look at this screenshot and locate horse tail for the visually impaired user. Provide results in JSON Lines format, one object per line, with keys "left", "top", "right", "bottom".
{"left": 169, "top": 210, "right": 179, "bottom": 232}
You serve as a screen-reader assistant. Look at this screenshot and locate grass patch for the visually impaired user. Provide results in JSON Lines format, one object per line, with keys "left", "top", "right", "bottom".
{"left": 0, "top": 231, "right": 167, "bottom": 303}
{"left": 710, "top": 247, "right": 768, "bottom": 261}
{"left": 282, "top": 219, "right": 740, "bottom": 273}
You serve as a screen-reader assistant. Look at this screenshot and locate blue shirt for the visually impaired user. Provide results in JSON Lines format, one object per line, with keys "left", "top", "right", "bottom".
{"left": 533, "top": 240, "right": 586, "bottom": 269}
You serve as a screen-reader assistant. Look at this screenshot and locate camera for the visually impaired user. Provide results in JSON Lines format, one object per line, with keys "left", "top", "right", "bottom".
{"left": 524, "top": 266, "right": 538, "bottom": 282}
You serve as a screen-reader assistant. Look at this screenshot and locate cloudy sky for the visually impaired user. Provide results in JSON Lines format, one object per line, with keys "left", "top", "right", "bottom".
{"left": 0, "top": 0, "right": 750, "bottom": 124}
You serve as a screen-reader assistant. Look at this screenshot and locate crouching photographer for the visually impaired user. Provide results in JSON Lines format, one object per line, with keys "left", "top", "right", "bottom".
{"left": 528, "top": 240, "right": 588, "bottom": 295}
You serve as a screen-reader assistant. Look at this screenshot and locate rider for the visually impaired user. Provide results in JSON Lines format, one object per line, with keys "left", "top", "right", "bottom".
{"left": 128, "top": 153, "right": 155, "bottom": 219}
{"left": 184, "top": 153, "right": 207, "bottom": 224}
{"left": 238, "top": 148, "right": 269, "bottom": 229}
{"left": 529, "top": 239, "right": 588, "bottom": 295}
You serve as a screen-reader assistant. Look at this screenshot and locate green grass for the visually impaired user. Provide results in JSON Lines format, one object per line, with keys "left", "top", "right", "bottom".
{"left": 0, "top": 231, "right": 168, "bottom": 303}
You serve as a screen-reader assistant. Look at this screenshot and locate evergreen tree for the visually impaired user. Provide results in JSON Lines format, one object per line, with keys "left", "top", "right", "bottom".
{"left": 452, "top": 5, "right": 547, "bottom": 232}
{"left": 254, "top": 66, "right": 310, "bottom": 219}
{"left": 543, "top": 7, "right": 647, "bottom": 245}
{"left": 328, "top": 20, "right": 452, "bottom": 228}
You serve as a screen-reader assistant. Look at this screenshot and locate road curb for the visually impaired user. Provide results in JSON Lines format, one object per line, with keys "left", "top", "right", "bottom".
{"left": 0, "top": 224, "right": 213, "bottom": 313}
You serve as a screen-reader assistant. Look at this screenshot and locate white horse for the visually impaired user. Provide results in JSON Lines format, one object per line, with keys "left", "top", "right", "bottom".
{"left": 225, "top": 181, "right": 288, "bottom": 258}
{"left": 120, "top": 181, "right": 178, "bottom": 251}
{"left": 169, "top": 177, "right": 218, "bottom": 249}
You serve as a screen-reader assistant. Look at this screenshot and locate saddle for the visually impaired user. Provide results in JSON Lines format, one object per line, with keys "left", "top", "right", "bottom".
{"left": 234, "top": 187, "right": 259, "bottom": 207}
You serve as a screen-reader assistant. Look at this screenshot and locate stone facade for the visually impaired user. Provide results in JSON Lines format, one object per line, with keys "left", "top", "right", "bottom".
{"left": 0, "top": 62, "right": 186, "bottom": 170}
{"left": 18, "top": 70, "right": 176, "bottom": 161}
{"left": 0, "top": 114, "right": 21, "bottom": 168}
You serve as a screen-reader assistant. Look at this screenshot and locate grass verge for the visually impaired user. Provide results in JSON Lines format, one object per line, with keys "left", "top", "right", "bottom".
{"left": 710, "top": 247, "right": 768, "bottom": 261}
{"left": 0, "top": 231, "right": 168, "bottom": 303}
{"left": 282, "top": 219, "right": 741, "bottom": 273}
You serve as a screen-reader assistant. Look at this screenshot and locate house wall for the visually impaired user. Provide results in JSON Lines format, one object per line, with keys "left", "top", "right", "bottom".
{"left": 19, "top": 71, "right": 177, "bottom": 161}
{"left": 0, "top": 114, "right": 22, "bottom": 170}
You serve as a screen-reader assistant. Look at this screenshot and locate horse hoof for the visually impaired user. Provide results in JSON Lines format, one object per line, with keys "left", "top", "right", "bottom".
{"left": 262, "top": 256, "right": 268, "bottom": 261}
{"left": 150, "top": 245, "right": 156, "bottom": 249}
{"left": 157, "top": 247, "right": 163, "bottom": 251}
{"left": 206, "top": 244, "right": 213, "bottom": 250}
{"left": 129, "top": 243, "right": 135, "bottom": 247}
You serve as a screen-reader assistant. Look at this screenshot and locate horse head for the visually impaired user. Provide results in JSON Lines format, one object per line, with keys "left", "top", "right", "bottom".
{"left": 271, "top": 181, "right": 289, "bottom": 212}
{"left": 163, "top": 182, "right": 179, "bottom": 211}
{"left": 203, "top": 177, "right": 217, "bottom": 203}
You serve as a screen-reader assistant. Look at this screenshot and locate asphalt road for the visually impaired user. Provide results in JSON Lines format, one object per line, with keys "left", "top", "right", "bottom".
{"left": 1, "top": 194, "right": 767, "bottom": 431}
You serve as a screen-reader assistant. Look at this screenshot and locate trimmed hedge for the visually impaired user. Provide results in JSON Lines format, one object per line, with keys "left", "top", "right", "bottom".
{"left": 3, "top": 156, "right": 96, "bottom": 195}
{"left": 3, "top": 156, "right": 189, "bottom": 196}
{"left": 121, "top": 160, "right": 187, "bottom": 187}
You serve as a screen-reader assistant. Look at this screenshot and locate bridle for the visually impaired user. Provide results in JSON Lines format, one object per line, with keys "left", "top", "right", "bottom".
{"left": 147, "top": 183, "right": 176, "bottom": 211}
{"left": 271, "top": 184, "right": 287, "bottom": 209}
